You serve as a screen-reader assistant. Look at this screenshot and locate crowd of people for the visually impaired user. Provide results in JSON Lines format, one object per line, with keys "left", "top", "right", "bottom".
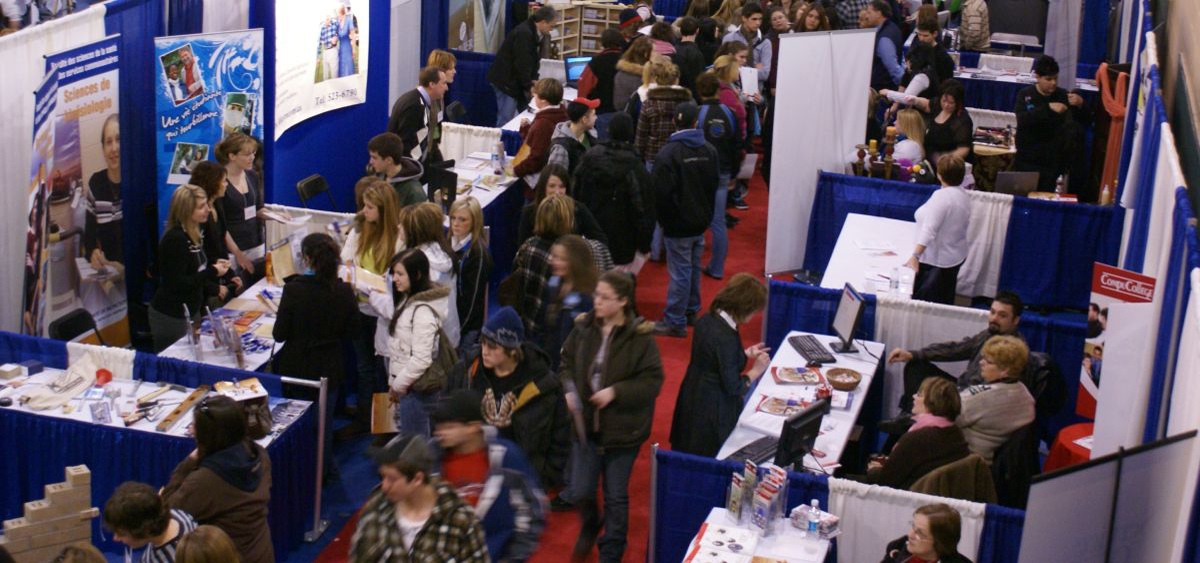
{"left": 66, "top": 1, "right": 1101, "bottom": 562}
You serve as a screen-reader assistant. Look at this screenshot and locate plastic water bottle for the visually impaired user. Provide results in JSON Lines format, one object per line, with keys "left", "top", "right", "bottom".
{"left": 889, "top": 267, "right": 900, "bottom": 292}
{"left": 491, "top": 141, "right": 504, "bottom": 176}
{"left": 1055, "top": 174, "right": 1066, "bottom": 196}
{"left": 806, "top": 499, "right": 821, "bottom": 536}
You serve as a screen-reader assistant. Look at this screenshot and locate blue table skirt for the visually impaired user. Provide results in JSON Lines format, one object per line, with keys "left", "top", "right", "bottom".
{"left": 0, "top": 332, "right": 317, "bottom": 558}
{"left": 958, "top": 75, "right": 1099, "bottom": 113}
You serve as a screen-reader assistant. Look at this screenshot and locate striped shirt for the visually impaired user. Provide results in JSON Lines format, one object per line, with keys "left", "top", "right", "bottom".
{"left": 140, "top": 509, "right": 197, "bottom": 563}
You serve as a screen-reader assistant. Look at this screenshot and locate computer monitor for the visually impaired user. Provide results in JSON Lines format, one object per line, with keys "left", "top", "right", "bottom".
{"left": 830, "top": 283, "right": 864, "bottom": 353}
{"left": 564, "top": 55, "right": 592, "bottom": 85}
{"left": 774, "top": 396, "right": 831, "bottom": 468}
{"left": 995, "top": 171, "right": 1040, "bottom": 196}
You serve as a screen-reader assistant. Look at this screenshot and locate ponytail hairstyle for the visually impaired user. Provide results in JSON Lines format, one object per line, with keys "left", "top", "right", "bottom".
{"left": 388, "top": 248, "right": 433, "bottom": 335}
{"left": 301, "top": 232, "right": 341, "bottom": 287}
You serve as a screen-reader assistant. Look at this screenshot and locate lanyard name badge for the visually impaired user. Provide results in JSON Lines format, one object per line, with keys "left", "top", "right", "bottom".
{"left": 244, "top": 203, "right": 256, "bottom": 221}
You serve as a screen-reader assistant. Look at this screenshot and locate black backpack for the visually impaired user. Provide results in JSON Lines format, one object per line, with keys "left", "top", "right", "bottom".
{"left": 697, "top": 103, "right": 739, "bottom": 168}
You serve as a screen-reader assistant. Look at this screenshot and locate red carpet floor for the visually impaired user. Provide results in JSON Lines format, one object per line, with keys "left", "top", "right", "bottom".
{"left": 316, "top": 174, "right": 770, "bottom": 563}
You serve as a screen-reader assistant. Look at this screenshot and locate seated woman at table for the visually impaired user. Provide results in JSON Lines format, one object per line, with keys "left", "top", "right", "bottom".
{"left": 506, "top": 194, "right": 574, "bottom": 333}
{"left": 864, "top": 377, "right": 969, "bottom": 489}
{"left": 149, "top": 184, "right": 227, "bottom": 352}
{"left": 336, "top": 180, "right": 403, "bottom": 440}
{"left": 920, "top": 79, "right": 974, "bottom": 163}
{"left": 162, "top": 395, "right": 273, "bottom": 563}
{"left": 881, "top": 503, "right": 973, "bottom": 563}
{"left": 534, "top": 234, "right": 598, "bottom": 371}
{"left": 189, "top": 161, "right": 242, "bottom": 308}
{"left": 273, "top": 232, "right": 358, "bottom": 477}
{"left": 958, "top": 335, "right": 1035, "bottom": 463}
{"left": 906, "top": 154, "right": 970, "bottom": 305}
{"left": 449, "top": 197, "right": 493, "bottom": 352}
{"left": 516, "top": 164, "right": 607, "bottom": 247}
{"left": 669, "top": 273, "right": 770, "bottom": 457}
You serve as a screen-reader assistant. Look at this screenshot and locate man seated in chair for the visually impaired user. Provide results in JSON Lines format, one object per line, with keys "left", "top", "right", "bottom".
{"left": 957, "top": 335, "right": 1035, "bottom": 463}
{"left": 881, "top": 291, "right": 1025, "bottom": 432}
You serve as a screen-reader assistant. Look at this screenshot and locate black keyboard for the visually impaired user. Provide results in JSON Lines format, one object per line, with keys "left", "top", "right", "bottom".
{"left": 729, "top": 436, "right": 779, "bottom": 464}
{"left": 788, "top": 334, "right": 836, "bottom": 364}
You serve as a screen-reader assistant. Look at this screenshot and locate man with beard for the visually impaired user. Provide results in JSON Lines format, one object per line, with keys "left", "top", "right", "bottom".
{"left": 881, "top": 291, "right": 1025, "bottom": 429}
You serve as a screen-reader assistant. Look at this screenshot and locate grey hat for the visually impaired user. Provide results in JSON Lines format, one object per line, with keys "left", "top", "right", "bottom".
{"left": 371, "top": 434, "right": 434, "bottom": 473}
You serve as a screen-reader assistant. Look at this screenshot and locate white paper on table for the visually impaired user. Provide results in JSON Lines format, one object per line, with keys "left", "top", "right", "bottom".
{"left": 1073, "top": 435, "right": 1095, "bottom": 451}
{"left": 739, "top": 67, "right": 760, "bottom": 97}
{"left": 854, "top": 239, "right": 896, "bottom": 251}
{"left": 736, "top": 153, "right": 758, "bottom": 180}
{"left": 75, "top": 258, "right": 117, "bottom": 281}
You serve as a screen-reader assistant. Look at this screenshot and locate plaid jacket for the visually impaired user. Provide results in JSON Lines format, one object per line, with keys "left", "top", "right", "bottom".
{"left": 320, "top": 18, "right": 338, "bottom": 49}
{"left": 349, "top": 479, "right": 491, "bottom": 563}
{"left": 635, "top": 86, "right": 694, "bottom": 163}
{"left": 510, "top": 236, "right": 554, "bottom": 335}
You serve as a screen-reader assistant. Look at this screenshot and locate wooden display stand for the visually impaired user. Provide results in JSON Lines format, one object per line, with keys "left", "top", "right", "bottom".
{"left": 0, "top": 466, "right": 99, "bottom": 563}
{"left": 551, "top": 1, "right": 625, "bottom": 57}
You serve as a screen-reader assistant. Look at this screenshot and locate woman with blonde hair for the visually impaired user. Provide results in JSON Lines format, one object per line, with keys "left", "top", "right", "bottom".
{"left": 426, "top": 49, "right": 457, "bottom": 83}
{"left": 894, "top": 108, "right": 927, "bottom": 164}
{"left": 712, "top": 0, "right": 745, "bottom": 31}
{"left": 150, "top": 184, "right": 228, "bottom": 351}
{"left": 336, "top": 179, "right": 404, "bottom": 440}
{"left": 712, "top": 56, "right": 749, "bottom": 140}
{"left": 670, "top": 273, "right": 770, "bottom": 456}
{"left": 215, "top": 132, "right": 264, "bottom": 280}
{"left": 635, "top": 57, "right": 690, "bottom": 165}
{"left": 449, "top": 197, "right": 492, "bottom": 350}
{"left": 176, "top": 525, "right": 242, "bottom": 563}
{"left": 507, "top": 194, "right": 575, "bottom": 331}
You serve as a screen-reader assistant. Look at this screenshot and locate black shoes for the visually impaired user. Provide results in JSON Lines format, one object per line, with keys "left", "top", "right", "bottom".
{"left": 550, "top": 495, "right": 577, "bottom": 512}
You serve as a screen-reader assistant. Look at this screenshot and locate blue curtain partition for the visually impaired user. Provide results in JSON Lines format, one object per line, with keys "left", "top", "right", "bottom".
{"left": 0, "top": 332, "right": 317, "bottom": 557}
{"left": 958, "top": 75, "right": 1099, "bottom": 113}
{"left": 447, "top": 50, "right": 502, "bottom": 128}
{"left": 254, "top": 0, "right": 392, "bottom": 212}
{"left": 103, "top": 0, "right": 164, "bottom": 305}
{"left": 1015, "top": 313, "right": 1087, "bottom": 440}
{"left": 1121, "top": 69, "right": 1165, "bottom": 273}
{"left": 999, "top": 195, "right": 1125, "bottom": 309}
{"left": 805, "top": 173, "right": 1124, "bottom": 309}
{"left": 167, "top": 0, "right": 203, "bottom": 35}
{"left": 651, "top": 449, "right": 1024, "bottom": 563}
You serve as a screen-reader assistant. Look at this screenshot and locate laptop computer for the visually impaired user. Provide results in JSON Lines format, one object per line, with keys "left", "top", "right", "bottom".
{"left": 994, "top": 171, "right": 1040, "bottom": 196}
{"left": 564, "top": 55, "right": 592, "bottom": 87}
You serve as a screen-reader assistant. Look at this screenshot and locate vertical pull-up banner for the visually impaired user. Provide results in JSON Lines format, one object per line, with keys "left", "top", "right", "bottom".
{"left": 154, "top": 29, "right": 265, "bottom": 230}
{"left": 274, "top": 0, "right": 370, "bottom": 138}
{"left": 22, "top": 36, "right": 130, "bottom": 345}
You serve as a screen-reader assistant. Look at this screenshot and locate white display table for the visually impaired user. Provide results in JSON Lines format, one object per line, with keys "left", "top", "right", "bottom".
{"left": 821, "top": 213, "right": 917, "bottom": 297}
{"left": 685, "top": 507, "right": 829, "bottom": 563}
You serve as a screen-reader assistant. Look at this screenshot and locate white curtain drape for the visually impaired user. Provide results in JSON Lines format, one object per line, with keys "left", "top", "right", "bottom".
{"left": 1044, "top": 0, "right": 1080, "bottom": 89}
{"left": 201, "top": 0, "right": 248, "bottom": 32}
{"left": 440, "top": 122, "right": 503, "bottom": 165}
{"left": 978, "top": 53, "right": 1033, "bottom": 74}
{"left": 1141, "top": 128, "right": 1185, "bottom": 282}
{"left": 874, "top": 295, "right": 989, "bottom": 418}
{"left": 67, "top": 341, "right": 135, "bottom": 380}
{"left": 828, "top": 477, "right": 986, "bottom": 563}
{"left": 0, "top": 5, "right": 108, "bottom": 334}
{"left": 965, "top": 108, "right": 1017, "bottom": 130}
{"left": 957, "top": 191, "right": 1012, "bottom": 298}
{"left": 1167, "top": 268, "right": 1200, "bottom": 436}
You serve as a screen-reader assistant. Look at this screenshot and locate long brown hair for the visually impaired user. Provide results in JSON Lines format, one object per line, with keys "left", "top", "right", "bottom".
{"left": 402, "top": 202, "right": 458, "bottom": 275}
{"left": 553, "top": 235, "right": 598, "bottom": 294}
{"left": 176, "top": 525, "right": 243, "bottom": 563}
{"left": 621, "top": 36, "right": 654, "bottom": 65}
{"left": 354, "top": 180, "right": 401, "bottom": 272}
{"left": 793, "top": 3, "right": 830, "bottom": 31}
{"left": 708, "top": 273, "right": 767, "bottom": 322}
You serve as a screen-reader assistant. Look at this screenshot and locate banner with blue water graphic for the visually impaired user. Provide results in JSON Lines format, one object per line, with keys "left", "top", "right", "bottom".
{"left": 154, "top": 29, "right": 263, "bottom": 232}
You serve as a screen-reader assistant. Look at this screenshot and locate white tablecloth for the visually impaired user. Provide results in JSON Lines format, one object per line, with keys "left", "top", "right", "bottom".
{"left": 717, "top": 331, "right": 884, "bottom": 472}
{"left": 687, "top": 507, "right": 829, "bottom": 563}
{"left": 821, "top": 214, "right": 916, "bottom": 297}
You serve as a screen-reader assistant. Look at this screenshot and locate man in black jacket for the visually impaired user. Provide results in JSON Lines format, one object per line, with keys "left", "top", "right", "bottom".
{"left": 672, "top": 17, "right": 706, "bottom": 101}
{"left": 488, "top": 5, "right": 558, "bottom": 126}
{"left": 652, "top": 102, "right": 719, "bottom": 337}
{"left": 572, "top": 113, "right": 656, "bottom": 270}
{"left": 1013, "top": 55, "right": 1088, "bottom": 192}
{"left": 387, "top": 66, "right": 448, "bottom": 165}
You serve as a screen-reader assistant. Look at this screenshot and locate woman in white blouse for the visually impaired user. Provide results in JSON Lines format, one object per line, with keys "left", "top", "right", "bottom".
{"left": 906, "top": 155, "right": 970, "bottom": 304}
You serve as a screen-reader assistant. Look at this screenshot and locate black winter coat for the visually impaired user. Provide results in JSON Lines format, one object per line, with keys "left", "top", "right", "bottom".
{"left": 652, "top": 129, "right": 719, "bottom": 238}
{"left": 670, "top": 313, "right": 748, "bottom": 457}
{"left": 559, "top": 312, "right": 664, "bottom": 449}
{"left": 453, "top": 240, "right": 493, "bottom": 339}
{"left": 572, "top": 140, "right": 656, "bottom": 265}
{"left": 881, "top": 536, "right": 973, "bottom": 563}
{"left": 446, "top": 343, "right": 571, "bottom": 488}
{"left": 272, "top": 275, "right": 359, "bottom": 386}
{"left": 488, "top": 19, "right": 542, "bottom": 106}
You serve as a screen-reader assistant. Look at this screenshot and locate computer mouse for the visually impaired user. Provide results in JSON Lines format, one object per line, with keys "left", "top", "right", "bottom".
{"left": 806, "top": 360, "right": 824, "bottom": 368}
{"left": 0, "top": 397, "right": 12, "bottom": 407}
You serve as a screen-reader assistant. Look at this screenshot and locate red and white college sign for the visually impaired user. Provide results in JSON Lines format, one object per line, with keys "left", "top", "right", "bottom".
{"left": 1091, "top": 263, "right": 1156, "bottom": 303}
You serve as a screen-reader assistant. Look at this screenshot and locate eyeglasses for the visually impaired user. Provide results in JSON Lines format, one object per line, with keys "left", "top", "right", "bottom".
{"left": 909, "top": 520, "right": 932, "bottom": 542}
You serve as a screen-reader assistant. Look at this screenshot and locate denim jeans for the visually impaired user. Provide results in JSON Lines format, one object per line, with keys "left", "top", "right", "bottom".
{"left": 663, "top": 235, "right": 704, "bottom": 328}
{"left": 351, "top": 312, "right": 384, "bottom": 423}
{"left": 705, "top": 173, "right": 731, "bottom": 277}
{"left": 647, "top": 160, "right": 665, "bottom": 261}
{"left": 573, "top": 441, "right": 641, "bottom": 563}
{"left": 494, "top": 87, "right": 519, "bottom": 127}
{"left": 393, "top": 390, "right": 436, "bottom": 437}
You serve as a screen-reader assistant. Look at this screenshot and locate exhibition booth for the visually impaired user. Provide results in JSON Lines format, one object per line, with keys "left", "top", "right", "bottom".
{"left": 0, "top": 0, "right": 1197, "bottom": 561}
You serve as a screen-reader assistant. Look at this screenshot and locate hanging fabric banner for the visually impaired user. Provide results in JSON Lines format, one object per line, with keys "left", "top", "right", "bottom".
{"left": 153, "top": 29, "right": 265, "bottom": 230}
{"left": 274, "top": 0, "right": 370, "bottom": 138}
{"left": 22, "top": 36, "right": 130, "bottom": 345}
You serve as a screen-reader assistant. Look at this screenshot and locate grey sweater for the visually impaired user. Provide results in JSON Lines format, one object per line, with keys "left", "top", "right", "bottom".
{"left": 957, "top": 380, "right": 1035, "bottom": 463}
